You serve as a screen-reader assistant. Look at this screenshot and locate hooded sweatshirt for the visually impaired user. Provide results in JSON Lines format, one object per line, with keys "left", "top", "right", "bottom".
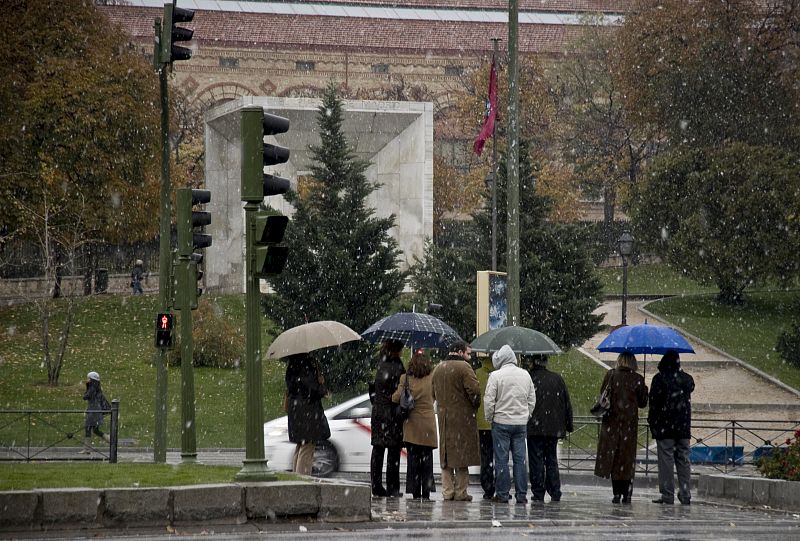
{"left": 484, "top": 345, "right": 536, "bottom": 425}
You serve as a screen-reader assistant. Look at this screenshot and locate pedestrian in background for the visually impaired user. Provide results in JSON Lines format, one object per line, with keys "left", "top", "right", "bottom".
{"left": 285, "top": 353, "right": 330, "bottom": 475}
{"left": 369, "top": 339, "right": 406, "bottom": 497}
{"left": 484, "top": 345, "right": 536, "bottom": 504}
{"left": 525, "top": 354, "right": 573, "bottom": 502}
{"left": 594, "top": 351, "right": 648, "bottom": 504}
{"left": 431, "top": 340, "right": 481, "bottom": 501}
{"left": 392, "top": 351, "right": 437, "bottom": 501}
{"left": 474, "top": 352, "right": 495, "bottom": 500}
{"left": 80, "top": 371, "right": 110, "bottom": 453}
{"left": 131, "top": 259, "right": 144, "bottom": 295}
{"left": 648, "top": 350, "right": 695, "bottom": 505}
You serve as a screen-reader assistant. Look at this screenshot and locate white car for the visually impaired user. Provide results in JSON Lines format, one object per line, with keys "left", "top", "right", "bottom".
{"left": 265, "top": 393, "right": 469, "bottom": 477}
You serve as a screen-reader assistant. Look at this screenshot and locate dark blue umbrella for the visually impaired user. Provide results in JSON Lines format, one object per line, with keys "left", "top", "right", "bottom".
{"left": 361, "top": 312, "right": 462, "bottom": 349}
{"left": 597, "top": 323, "right": 695, "bottom": 355}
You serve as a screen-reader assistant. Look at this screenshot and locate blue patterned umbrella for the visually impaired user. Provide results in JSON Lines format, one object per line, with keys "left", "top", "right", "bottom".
{"left": 597, "top": 323, "right": 695, "bottom": 355}
{"left": 361, "top": 312, "right": 462, "bottom": 349}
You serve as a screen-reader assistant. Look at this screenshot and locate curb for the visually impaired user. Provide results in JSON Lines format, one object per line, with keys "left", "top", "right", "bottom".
{"left": 697, "top": 474, "right": 800, "bottom": 512}
{"left": 0, "top": 480, "right": 371, "bottom": 533}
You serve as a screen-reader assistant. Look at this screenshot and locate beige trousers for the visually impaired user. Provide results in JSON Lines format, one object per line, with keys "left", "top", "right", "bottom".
{"left": 293, "top": 442, "right": 316, "bottom": 475}
{"left": 441, "top": 466, "right": 470, "bottom": 500}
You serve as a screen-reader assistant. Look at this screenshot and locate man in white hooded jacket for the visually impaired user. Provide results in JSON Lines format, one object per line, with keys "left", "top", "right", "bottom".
{"left": 484, "top": 344, "right": 536, "bottom": 504}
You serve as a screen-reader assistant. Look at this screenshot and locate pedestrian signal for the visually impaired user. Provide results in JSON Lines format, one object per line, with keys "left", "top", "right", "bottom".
{"left": 155, "top": 312, "right": 174, "bottom": 349}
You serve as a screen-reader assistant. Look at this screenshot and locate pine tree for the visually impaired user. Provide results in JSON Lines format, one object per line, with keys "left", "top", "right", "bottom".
{"left": 265, "top": 82, "right": 406, "bottom": 390}
{"left": 412, "top": 142, "right": 603, "bottom": 347}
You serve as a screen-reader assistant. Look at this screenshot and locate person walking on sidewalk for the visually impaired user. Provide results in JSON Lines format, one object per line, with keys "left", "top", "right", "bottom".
{"left": 80, "top": 371, "right": 111, "bottom": 453}
{"left": 594, "top": 351, "right": 648, "bottom": 504}
{"left": 131, "top": 259, "right": 144, "bottom": 295}
{"left": 648, "top": 350, "right": 695, "bottom": 505}
{"left": 525, "top": 354, "right": 573, "bottom": 502}
{"left": 431, "top": 340, "right": 481, "bottom": 501}
{"left": 370, "top": 339, "right": 406, "bottom": 497}
{"left": 392, "top": 351, "right": 437, "bottom": 501}
{"left": 475, "top": 353, "right": 495, "bottom": 500}
{"left": 285, "top": 353, "right": 330, "bottom": 475}
{"left": 484, "top": 345, "right": 536, "bottom": 504}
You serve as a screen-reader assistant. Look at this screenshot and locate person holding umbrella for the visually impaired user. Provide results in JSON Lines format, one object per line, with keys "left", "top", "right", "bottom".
{"left": 594, "top": 351, "right": 648, "bottom": 504}
{"left": 369, "top": 339, "right": 406, "bottom": 497}
{"left": 525, "top": 354, "right": 573, "bottom": 502}
{"left": 285, "top": 353, "right": 330, "bottom": 475}
{"left": 648, "top": 350, "right": 695, "bottom": 505}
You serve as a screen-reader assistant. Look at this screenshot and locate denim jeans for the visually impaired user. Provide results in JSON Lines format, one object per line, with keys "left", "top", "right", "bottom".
{"left": 492, "top": 422, "right": 528, "bottom": 501}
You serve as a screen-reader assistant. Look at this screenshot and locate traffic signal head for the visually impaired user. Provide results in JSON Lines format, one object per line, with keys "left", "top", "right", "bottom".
{"left": 177, "top": 188, "right": 212, "bottom": 256}
{"left": 155, "top": 312, "right": 174, "bottom": 349}
{"left": 241, "top": 107, "right": 292, "bottom": 202}
{"left": 252, "top": 211, "right": 289, "bottom": 276}
{"left": 160, "top": 3, "right": 195, "bottom": 65}
{"left": 176, "top": 188, "right": 211, "bottom": 309}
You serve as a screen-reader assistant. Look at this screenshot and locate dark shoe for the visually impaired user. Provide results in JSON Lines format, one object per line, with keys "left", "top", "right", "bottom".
{"left": 531, "top": 496, "right": 545, "bottom": 502}
{"left": 387, "top": 491, "right": 402, "bottom": 498}
{"left": 550, "top": 496, "right": 561, "bottom": 502}
{"left": 516, "top": 497, "right": 528, "bottom": 504}
{"left": 612, "top": 496, "right": 621, "bottom": 504}
{"left": 652, "top": 498, "right": 674, "bottom": 504}
{"left": 621, "top": 497, "right": 631, "bottom": 504}
{"left": 491, "top": 495, "right": 510, "bottom": 503}
{"left": 679, "top": 498, "right": 691, "bottom": 505}
{"left": 372, "top": 487, "right": 387, "bottom": 498}
{"left": 453, "top": 494, "right": 473, "bottom": 502}
{"left": 483, "top": 493, "right": 495, "bottom": 500}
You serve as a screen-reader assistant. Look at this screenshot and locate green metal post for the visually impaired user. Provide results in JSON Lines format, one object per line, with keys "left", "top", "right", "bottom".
{"left": 506, "top": 0, "right": 521, "bottom": 326}
{"left": 176, "top": 188, "right": 197, "bottom": 463}
{"left": 236, "top": 108, "right": 276, "bottom": 481}
{"left": 154, "top": 16, "right": 169, "bottom": 463}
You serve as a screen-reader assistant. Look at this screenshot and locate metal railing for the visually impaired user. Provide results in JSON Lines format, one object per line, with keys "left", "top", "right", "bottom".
{"left": 0, "top": 399, "right": 120, "bottom": 463}
{"left": 560, "top": 416, "right": 800, "bottom": 475}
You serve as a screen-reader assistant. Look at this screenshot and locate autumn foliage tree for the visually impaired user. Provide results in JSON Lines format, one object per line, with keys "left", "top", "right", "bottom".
{"left": 0, "top": 0, "right": 160, "bottom": 384}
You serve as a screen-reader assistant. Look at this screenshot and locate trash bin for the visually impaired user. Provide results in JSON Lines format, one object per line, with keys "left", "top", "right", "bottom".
{"left": 95, "top": 268, "right": 108, "bottom": 294}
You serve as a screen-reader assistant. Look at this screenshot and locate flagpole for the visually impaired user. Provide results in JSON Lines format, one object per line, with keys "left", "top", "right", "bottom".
{"left": 490, "top": 37, "right": 501, "bottom": 272}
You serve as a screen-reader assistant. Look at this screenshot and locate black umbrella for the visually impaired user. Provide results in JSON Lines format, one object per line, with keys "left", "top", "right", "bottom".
{"left": 361, "top": 312, "right": 462, "bottom": 349}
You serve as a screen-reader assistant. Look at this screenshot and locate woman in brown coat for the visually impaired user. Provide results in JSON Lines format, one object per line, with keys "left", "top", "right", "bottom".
{"left": 594, "top": 351, "right": 648, "bottom": 504}
{"left": 392, "top": 351, "right": 438, "bottom": 500}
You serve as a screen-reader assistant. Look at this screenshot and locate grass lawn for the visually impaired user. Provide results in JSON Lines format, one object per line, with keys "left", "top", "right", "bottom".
{"left": 598, "top": 263, "right": 717, "bottom": 296}
{"left": 0, "top": 293, "right": 608, "bottom": 450}
{"left": 0, "top": 294, "right": 288, "bottom": 448}
{"left": 646, "top": 291, "right": 800, "bottom": 391}
{"left": 0, "top": 463, "right": 296, "bottom": 490}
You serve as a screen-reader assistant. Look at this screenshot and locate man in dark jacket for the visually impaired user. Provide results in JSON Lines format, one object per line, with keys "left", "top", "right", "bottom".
{"left": 648, "top": 350, "right": 695, "bottom": 505}
{"left": 525, "top": 355, "right": 573, "bottom": 502}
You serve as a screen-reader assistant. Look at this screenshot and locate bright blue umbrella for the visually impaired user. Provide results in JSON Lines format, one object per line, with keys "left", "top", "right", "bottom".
{"left": 361, "top": 312, "right": 462, "bottom": 349}
{"left": 597, "top": 323, "right": 695, "bottom": 355}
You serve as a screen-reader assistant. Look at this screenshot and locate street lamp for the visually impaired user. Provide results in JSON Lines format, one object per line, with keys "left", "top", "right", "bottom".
{"left": 485, "top": 170, "right": 497, "bottom": 271}
{"left": 617, "top": 231, "right": 635, "bottom": 325}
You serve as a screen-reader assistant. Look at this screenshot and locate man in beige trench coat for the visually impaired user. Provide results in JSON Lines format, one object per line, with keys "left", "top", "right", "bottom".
{"left": 432, "top": 340, "right": 482, "bottom": 501}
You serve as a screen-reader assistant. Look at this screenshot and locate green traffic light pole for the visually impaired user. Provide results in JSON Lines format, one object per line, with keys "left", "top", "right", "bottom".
{"left": 506, "top": 0, "right": 521, "bottom": 326}
{"left": 175, "top": 188, "right": 198, "bottom": 463}
{"left": 236, "top": 107, "right": 276, "bottom": 481}
{"left": 153, "top": 16, "right": 169, "bottom": 464}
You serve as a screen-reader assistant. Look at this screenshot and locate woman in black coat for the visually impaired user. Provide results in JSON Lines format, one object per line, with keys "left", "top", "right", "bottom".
{"left": 369, "top": 339, "right": 406, "bottom": 497}
{"left": 285, "top": 353, "right": 330, "bottom": 475}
